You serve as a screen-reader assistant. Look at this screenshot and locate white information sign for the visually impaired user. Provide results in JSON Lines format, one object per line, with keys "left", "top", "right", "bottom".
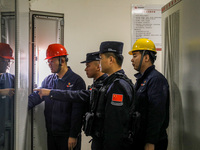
{"left": 132, "top": 5, "right": 162, "bottom": 51}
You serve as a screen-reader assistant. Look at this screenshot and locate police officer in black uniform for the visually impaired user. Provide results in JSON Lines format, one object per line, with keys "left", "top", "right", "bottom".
{"left": 129, "top": 38, "right": 169, "bottom": 150}
{"left": 80, "top": 51, "right": 107, "bottom": 91}
{"left": 89, "top": 41, "right": 134, "bottom": 150}
{"left": 80, "top": 51, "right": 108, "bottom": 112}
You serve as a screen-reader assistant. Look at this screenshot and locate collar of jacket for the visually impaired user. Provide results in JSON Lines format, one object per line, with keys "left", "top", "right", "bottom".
{"left": 54, "top": 66, "right": 73, "bottom": 81}
{"left": 103, "top": 69, "right": 125, "bottom": 85}
{"left": 109, "top": 69, "right": 125, "bottom": 79}
{"left": 95, "top": 73, "right": 108, "bottom": 83}
{"left": 134, "top": 65, "right": 155, "bottom": 81}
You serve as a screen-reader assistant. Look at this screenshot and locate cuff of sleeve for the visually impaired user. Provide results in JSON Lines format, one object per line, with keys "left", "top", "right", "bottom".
{"left": 145, "top": 138, "right": 157, "bottom": 145}
{"left": 69, "top": 132, "right": 79, "bottom": 138}
{"left": 49, "top": 90, "right": 54, "bottom": 100}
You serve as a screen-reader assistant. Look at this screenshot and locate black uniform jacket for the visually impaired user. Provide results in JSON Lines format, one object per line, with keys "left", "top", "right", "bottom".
{"left": 134, "top": 65, "right": 169, "bottom": 145}
{"left": 98, "top": 69, "right": 134, "bottom": 150}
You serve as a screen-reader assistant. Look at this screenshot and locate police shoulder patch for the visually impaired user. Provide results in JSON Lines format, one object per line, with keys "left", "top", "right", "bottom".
{"left": 111, "top": 93, "right": 123, "bottom": 106}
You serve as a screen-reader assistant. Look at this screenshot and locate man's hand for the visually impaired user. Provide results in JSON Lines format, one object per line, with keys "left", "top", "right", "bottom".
{"left": 33, "top": 88, "right": 51, "bottom": 99}
{"left": 0, "top": 88, "right": 15, "bottom": 97}
{"left": 68, "top": 137, "right": 77, "bottom": 150}
{"left": 145, "top": 143, "right": 155, "bottom": 150}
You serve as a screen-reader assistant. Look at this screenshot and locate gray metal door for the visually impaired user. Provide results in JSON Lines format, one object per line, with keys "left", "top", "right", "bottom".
{"left": 30, "top": 11, "right": 64, "bottom": 150}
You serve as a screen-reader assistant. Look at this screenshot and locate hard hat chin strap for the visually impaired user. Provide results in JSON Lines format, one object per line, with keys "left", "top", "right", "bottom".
{"left": 56, "top": 56, "right": 68, "bottom": 73}
{"left": 56, "top": 57, "right": 62, "bottom": 73}
{"left": 138, "top": 50, "right": 146, "bottom": 73}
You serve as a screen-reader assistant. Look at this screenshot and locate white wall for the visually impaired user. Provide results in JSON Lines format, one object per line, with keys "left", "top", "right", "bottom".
{"left": 29, "top": 0, "right": 171, "bottom": 149}
{"left": 30, "top": 0, "right": 170, "bottom": 84}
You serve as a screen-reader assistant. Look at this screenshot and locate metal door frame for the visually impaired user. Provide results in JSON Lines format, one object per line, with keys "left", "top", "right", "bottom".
{"left": 29, "top": 10, "right": 64, "bottom": 150}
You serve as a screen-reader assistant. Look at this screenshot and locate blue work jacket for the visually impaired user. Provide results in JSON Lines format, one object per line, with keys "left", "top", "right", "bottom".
{"left": 0, "top": 73, "right": 14, "bottom": 89}
{"left": 134, "top": 65, "right": 169, "bottom": 146}
{"left": 28, "top": 67, "right": 86, "bottom": 137}
{"left": 0, "top": 73, "right": 15, "bottom": 146}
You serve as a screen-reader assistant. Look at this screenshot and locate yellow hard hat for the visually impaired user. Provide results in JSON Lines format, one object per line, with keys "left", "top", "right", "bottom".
{"left": 128, "top": 38, "right": 157, "bottom": 55}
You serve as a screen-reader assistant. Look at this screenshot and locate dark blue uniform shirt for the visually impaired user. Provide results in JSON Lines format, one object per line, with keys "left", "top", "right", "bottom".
{"left": 28, "top": 67, "right": 86, "bottom": 137}
{"left": 0, "top": 73, "right": 15, "bottom": 147}
{"left": 0, "top": 73, "right": 14, "bottom": 89}
{"left": 134, "top": 65, "right": 169, "bottom": 146}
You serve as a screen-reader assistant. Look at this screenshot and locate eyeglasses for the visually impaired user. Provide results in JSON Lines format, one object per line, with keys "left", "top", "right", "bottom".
{"left": 46, "top": 58, "right": 58, "bottom": 64}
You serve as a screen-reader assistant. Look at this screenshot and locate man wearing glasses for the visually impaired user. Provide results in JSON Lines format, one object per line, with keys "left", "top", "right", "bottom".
{"left": 0, "top": 43, "right": 15, "bottom": 150}
{"left": 28, "top": 44, "right": 86, "bottom": 150}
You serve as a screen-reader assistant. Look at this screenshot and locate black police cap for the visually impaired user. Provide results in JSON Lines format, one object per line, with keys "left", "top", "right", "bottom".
{"left": 99, "top": 41, "right": 124, "bottom": 54}
{"left": 80, "top": 51, "right": 100, "bottom": 63}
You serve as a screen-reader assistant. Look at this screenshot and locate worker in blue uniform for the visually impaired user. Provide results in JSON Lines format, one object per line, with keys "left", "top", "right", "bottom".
{"left": 0, "top": 43, "right": 15, "bottom": 150}
{"left": 34, "top": 41, "right": 135, "bottom": 150}
{"left": 129, "top": 38, "right": 169, "bottom": 150}
{"left": 28, "top": 43, "right": 86, "bottom": 150}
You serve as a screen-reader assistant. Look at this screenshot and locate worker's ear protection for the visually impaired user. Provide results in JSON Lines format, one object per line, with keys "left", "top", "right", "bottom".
{"left": 58, "top": 56, "right": 68, "bottom": 66}
{"left": 54, "top": 55, "right": 68, "bottom": 73}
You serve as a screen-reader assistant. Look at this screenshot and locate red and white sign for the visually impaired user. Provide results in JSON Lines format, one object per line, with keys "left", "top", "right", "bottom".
{"left": 132, "top": 5, "right": 162, "bottom": 51}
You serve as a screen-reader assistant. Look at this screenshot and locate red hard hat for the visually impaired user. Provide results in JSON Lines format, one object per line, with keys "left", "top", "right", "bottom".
{"left": 45, "top": 43, "right": 68, "bottom": 60}
{"left": 0, "top": 43, "right": 14, "bottom": 59}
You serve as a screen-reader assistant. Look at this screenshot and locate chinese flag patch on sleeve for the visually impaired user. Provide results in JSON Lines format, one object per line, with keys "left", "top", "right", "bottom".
{"left": 112, "top": 94, "right": 123, "bottom": 102}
